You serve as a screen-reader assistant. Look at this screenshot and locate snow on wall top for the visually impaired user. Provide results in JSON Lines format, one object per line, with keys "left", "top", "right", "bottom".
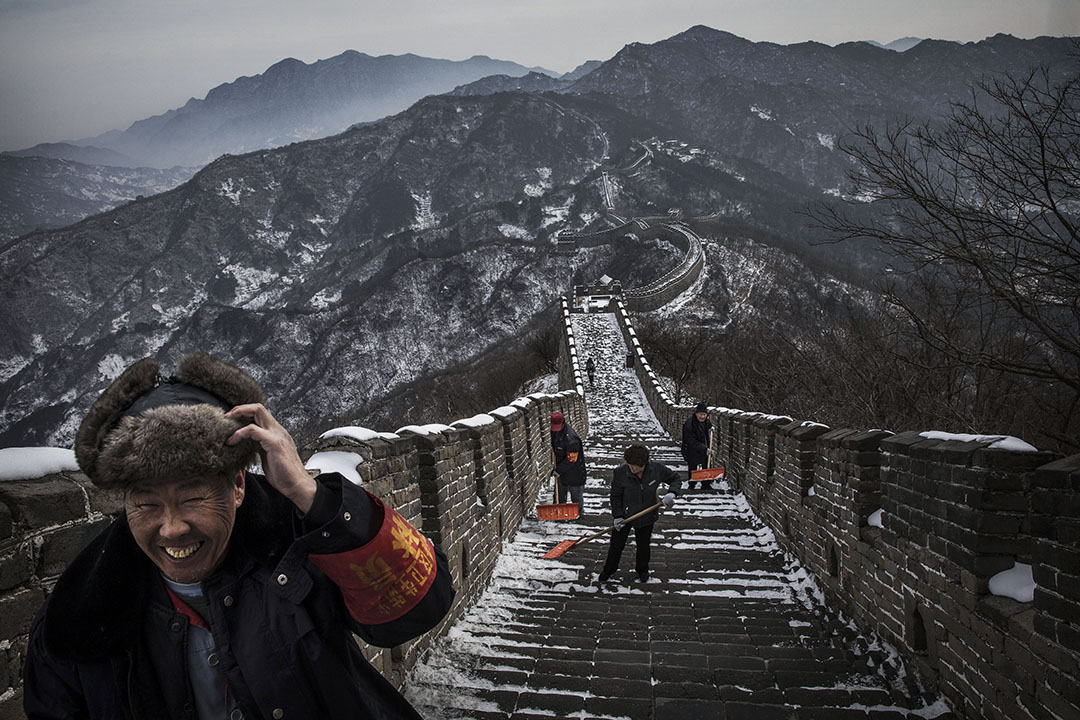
{"left": 396, "top": 423, "right": 455, "bottom": 436}
{"left": 320, "top": 425, "right": 400, "bottom": 442}
{"left": 0, "top": 447, "right": 79, "bottom": 481}
{"left": 919, "top": 430, "right": 1038, "bottom": 452}
{"left": 453, "top": 413, "right": 497, "bottom": 429}
{"left": 305, "top": 451, "right": 363, "bottom": 485}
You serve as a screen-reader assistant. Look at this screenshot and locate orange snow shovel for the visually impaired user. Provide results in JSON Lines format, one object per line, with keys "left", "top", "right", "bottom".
{"left": 541, "top": 501, "right": 662, "bottom": 559}
{"left": 536, "top": 473, "right": 580, "bottom": 521}
{"left": 691, "top": 445, "right": 725, "bottom": 482}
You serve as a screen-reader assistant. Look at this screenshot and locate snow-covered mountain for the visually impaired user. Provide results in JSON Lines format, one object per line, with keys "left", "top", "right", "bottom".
{"left": 1, "top": 27, "right": 1075, "bottom": 448}
{"left": 0, "top": 92, "right": 672, "bottom": 447}
{"left": 0, "top": 156, "right": 194, "bottom": 240}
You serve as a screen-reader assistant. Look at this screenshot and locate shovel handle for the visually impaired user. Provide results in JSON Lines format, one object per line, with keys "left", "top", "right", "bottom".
{"left": 574, "top": 501, "right": 664, "bottom": 546}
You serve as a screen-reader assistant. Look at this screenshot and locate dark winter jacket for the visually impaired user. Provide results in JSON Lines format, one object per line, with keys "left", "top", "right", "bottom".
{"left": 551, "top": 424, "right": 587, "bottom": 487}
{"left": 681, "top": 414, "right": 712, "bottom": 467}
{"left": 23, "top": 472, "right": 455, "bottom": 720}
{"left": 610, "top": 461, "right": 682, "bottom": 528}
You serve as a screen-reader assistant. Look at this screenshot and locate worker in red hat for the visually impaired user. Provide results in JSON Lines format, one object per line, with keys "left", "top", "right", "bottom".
{"left": 550, "top": 411, "right": 587, "bottom": 516}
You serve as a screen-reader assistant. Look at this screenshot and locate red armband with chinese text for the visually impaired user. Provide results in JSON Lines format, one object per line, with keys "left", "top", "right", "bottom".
{"left": 309, "top": 496, "right": 437, "bottom": 624}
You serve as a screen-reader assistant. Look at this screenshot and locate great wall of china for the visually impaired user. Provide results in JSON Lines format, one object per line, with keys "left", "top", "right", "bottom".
{"left": 1, "top": 218, "right": 1077, "bottom": 719}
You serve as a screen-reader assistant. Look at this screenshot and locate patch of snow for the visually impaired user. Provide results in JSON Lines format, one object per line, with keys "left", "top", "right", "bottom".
{"left": 542, "top": 198, "right": 572, "bottom": 228}
{"left": 320, "top": 426, "right": 381, "bottom": 442}
{"left": 305, "top": 451, "right": 364, "bottom": 485}
{"left": 868, "top": 508, "right": 884, "bottom": 527}
{"left": 110, "top": 312, "right": 131, "bottom": 333}
{"left": 816, "top": 132, "right": 836, "bottom": 150}
{"left": 218, "top": 178, "right": 251, "bottom": 205}
{"left": 988, "top": 561, "right": 1035, "bottom": 603}
{"left": 524, "top": 167, "right": 553, "bottom": 198}
{"left": 97, "top": 353, "right": 130, "bottom": 381}
{"left": 801, "top": 420, "right": 829, "bottom": 429}
{"left": 0, "top": 447, "right": 79, "bottom": 480}
{"left": 919, "top": 430, "right": 1037, "bottom": 452}
{"left": 411, "top": 192, "right": 438, "bottom": 230}
{"left": 0, "top": 354, "right": 30, "bottom": 383}
{"left": 309, "top": 287, "right": 342, "bottom": 310}
{"left": 750, "top": 105, "right": 775, "bottom": 121}
{"left": 454, "top": 414, "right": 497, "bottom": 429}
{"left": 498, "top": 224, "right": 530, "bottom": 240}
{"left": 222, "top": 263, "right": 278, "bottom": 303}
{"left": 397, "top": 423, "right": 455, "bottom": 436}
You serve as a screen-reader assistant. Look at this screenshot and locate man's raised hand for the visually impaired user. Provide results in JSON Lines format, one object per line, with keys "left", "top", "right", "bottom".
{"left": 226, "top": 403, "right": 317, "bottom": 513}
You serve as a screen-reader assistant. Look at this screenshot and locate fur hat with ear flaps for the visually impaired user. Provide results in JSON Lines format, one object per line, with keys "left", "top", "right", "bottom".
{"left": 75, "top": 352, "right": 267, "bottom": 490}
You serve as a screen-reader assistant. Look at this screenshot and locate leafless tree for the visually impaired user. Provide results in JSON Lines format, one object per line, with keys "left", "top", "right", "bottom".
{"left": 524, "top": 325, "right": 562, "bottom": 375}
{"left": 809, "top": 65, "right": 1080, "bottom": 449}
{"left": 636, "top": 317, "right": 712, "bottom": 404}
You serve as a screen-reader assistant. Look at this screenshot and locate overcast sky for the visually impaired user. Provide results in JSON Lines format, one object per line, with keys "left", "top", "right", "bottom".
{"left": 2, "top": 0, "right": 1078, "bottom": 151}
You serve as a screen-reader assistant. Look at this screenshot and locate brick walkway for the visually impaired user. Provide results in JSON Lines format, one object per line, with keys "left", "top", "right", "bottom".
{"left": 405, "top": 312, "right": 950, "bottom": 719}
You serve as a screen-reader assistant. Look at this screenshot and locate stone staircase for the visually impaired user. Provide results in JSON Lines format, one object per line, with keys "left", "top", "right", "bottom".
{"left": 403, "top": 311, "right": 949, "bottom": 719}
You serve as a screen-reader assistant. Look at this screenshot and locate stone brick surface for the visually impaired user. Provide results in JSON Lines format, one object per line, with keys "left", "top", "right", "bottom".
{"left": 0, "top": 476, "right": 85, "bottom": 528}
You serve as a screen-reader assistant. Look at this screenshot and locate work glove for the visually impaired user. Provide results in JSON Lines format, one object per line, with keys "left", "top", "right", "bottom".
{"left": 662, "top": 492, "right": 676, "bottom": 509}
{"left": 612, "top": 517, "right": 625, "bottom": 530}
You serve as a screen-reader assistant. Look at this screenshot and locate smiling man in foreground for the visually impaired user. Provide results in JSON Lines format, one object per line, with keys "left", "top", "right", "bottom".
{"left": 23, "top": 352, "right": 455, "bottom": 720}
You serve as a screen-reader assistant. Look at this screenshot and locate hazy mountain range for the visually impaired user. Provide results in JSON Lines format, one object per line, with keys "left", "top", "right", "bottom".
{"left": 18, "top": 52, "right": 555, "bottom": 169}
{"left": 866, "top": 37, "right": 924, "bottom": 52}
{"left": 0, "top": 53, "right": 560, "bottom": 240}
{"left": 1, "top": 27, "right": 1075, "bottom": 448}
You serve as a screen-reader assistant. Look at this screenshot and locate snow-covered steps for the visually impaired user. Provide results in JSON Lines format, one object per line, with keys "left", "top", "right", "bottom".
{"left": 404, "top": 311, "right": 946, "bottom": 719}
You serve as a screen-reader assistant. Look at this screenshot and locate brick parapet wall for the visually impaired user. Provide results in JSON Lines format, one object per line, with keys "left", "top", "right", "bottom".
{"left": 1031, "top": 455, "right": 1080, "bottom": 656}
{"left": 704, "top": 410, "right": 1080, "bottom": 720}
{"left": 0, "top": 385, "right": 584, "bottom": 718}
{"left": 559, "top": 298, "right": 586, "bottom": 400}
{"left": 611, "top": 327, "right": 1080, "bottom": 719}
{"left": 0, "top": 471, "right": 124, "bottom": 705}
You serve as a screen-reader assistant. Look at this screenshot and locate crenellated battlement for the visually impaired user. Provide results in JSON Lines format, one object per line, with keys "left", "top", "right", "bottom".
{"left": 613, "top": 297, "right": 1080, "bottom": 718}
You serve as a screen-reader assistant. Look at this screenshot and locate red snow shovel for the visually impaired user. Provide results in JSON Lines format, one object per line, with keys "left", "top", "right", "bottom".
{"left": 541, "top": 501, "right": 662, "bottom": 559}
{"left": 536, "top": 473, "right": 580, "bottom": 521}
{"left": 691, "top": 446, "right": 725, "bottom": 482}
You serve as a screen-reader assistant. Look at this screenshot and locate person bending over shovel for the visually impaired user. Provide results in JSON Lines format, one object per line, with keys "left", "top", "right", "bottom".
{"left": 597, "top": 443, "right": 681, "bottom": 584}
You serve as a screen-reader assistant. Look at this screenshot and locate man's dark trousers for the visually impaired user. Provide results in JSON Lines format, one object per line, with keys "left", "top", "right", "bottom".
{"left": 601, "top": 523, "right": 654, "bottom": 577}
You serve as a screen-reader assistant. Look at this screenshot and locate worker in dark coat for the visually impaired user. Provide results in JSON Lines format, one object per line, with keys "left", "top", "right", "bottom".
{"left": 598, "top": 443, "right": 681, "bottom": 584}
{"left": 23, "top": 352, "right": 455, "bottom": 720}
{"left": 550, "top": 411, "right": 587, "bottom": 516}
{"left": 682, "top": 402, "right": 714, "bottom": 490}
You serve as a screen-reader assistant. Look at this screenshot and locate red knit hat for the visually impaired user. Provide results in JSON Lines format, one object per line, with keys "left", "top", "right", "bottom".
{"left": 550, "top": 411, "right": 564, "bottom": 431}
